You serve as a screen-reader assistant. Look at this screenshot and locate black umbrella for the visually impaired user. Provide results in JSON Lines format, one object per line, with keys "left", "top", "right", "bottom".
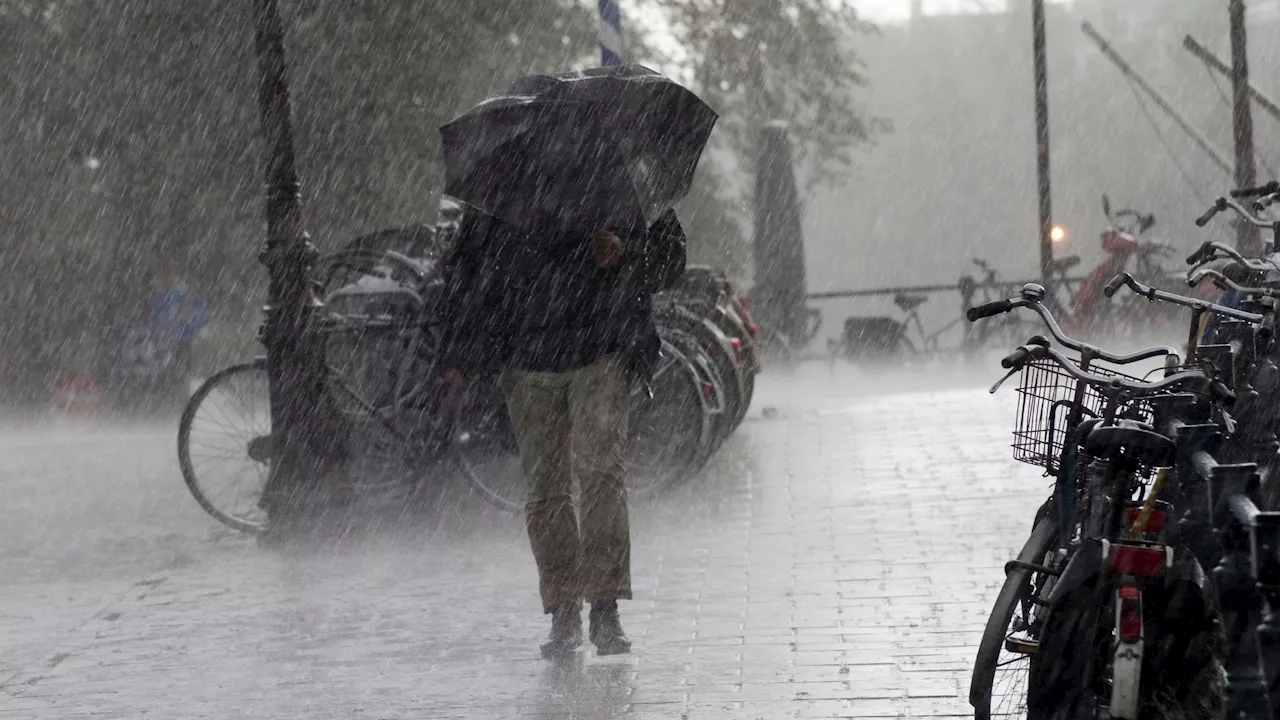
{"left": 440, "top": 64, "right": 717, "bottom": 235}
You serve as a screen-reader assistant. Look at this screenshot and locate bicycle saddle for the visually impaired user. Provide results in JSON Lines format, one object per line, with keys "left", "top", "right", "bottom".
{"left": 1083, "top": 419, "right": 1176, "bottom": 468}
{"left": 893, "top": 293, "right": 928, "bottom": 312}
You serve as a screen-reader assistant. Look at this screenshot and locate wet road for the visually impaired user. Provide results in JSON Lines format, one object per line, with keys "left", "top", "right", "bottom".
{"left": 0, "top": 361, "right": 1046, "bottom": 718}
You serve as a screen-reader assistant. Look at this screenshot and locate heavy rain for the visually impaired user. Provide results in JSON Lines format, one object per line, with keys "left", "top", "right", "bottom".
{"left": 3, "top": 0, "right": 1280, "bottom": 718}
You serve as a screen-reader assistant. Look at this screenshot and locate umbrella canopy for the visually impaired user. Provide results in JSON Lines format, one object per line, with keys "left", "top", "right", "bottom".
{"left": 440, "top": 64, "right": 717, "bottom": 235}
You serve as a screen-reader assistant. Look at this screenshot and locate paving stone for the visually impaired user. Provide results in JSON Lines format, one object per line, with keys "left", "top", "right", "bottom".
{"left": 0, "top": 369, "right": 1046, "bottom": 718}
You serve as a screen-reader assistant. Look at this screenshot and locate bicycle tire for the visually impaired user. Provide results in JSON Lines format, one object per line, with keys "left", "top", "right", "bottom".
{"left": 664, "top": 310, "right": 746, "bottom": 428}
{"left": 970, "top": 516, "right": 1058, "bottom": 719}
{"left": 626, "top": 342, "right": 716, "bottom": 494}
{"left": 695, "top": 319, "right": 748, "bottom": 429}
{"left": 661, "top": 326, "right": 735, "bottom": 444}
{"left": 177, "top": 360, "right": 271, "bottom": 534}
{"left": 179, "top": 358, "right": 418, "bottom": 533}
{"left": 452, "top": 343, "right": 717, "bottom": 512}
{"left": 707, "top": 303, "right": 759, "bottom": 411}
{"left": 447, "top": 378, "right": 522, "bottom": 512}
{"left": 1027, "top": 560, "right": 1225, "bottom": 720}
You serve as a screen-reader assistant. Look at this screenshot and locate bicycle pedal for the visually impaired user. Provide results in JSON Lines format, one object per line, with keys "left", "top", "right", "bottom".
{"left": 1005, "top": 637, "right": 1039, "bottom": 655}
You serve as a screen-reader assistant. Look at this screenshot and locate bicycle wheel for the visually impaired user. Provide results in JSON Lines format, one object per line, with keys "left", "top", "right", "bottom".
{"left": 661, "top": 304, "right": 744, "bottom": 394}
{"left": 1027, "top": 556, "right": 1225, "bottom": 720}
{"left": 688, "top": 317, "right": 746, "bottom": 430}
{"left": 448, "top": 378, "right": 524, "bottom": 512}
{"left": 453, "top": 348, "right": 717, "bottom": 512}
{"left": 177, "top": 361, "right": 272, "bottom": 534}
{"left": 628, "top": 341, "right": 715, "bottom": 494}
{"left": 971, "top": 515, "right": 1059, "bottom": 720}
{"left": 660, "top": 326, "right": 733, "bottom": 444}
{"left": 179, "top": 358, "right": 418, "bottom": 532}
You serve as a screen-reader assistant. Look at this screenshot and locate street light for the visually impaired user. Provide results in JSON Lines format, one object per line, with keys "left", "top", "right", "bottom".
{"left": 1050, "top": 225, "right": 1066, "bottom": 243}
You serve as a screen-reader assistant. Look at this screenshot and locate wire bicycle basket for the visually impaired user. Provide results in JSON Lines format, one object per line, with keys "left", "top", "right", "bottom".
{"left": 1012, "top": 357, "right": 1156, "bottom": 474}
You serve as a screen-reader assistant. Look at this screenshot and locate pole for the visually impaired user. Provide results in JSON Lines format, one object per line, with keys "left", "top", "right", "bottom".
{"left": 597, "top": 0, "right": 622, "bottom": 66}
{"left": 1230, "top": 0, "right": 1262, "bottom": 255}
{"left": 250, "top": 0, "right": 339, "bottom": 527}
{"left": 1032, "top": 0, "right": 1053, "bottom": 287}
{"left": 1184, "top": 34, "right": 1280, "bottom": 128}
{"left": 1082, "top": 21, "right": 1234, "bottom": 177}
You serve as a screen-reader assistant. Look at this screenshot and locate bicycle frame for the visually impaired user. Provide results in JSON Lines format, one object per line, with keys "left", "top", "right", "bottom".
{"left": 901, "top": 305, "right": 962, "bottom": 355}
{"left": 970, "top": 185, "right": 1280, "bottom": 719}
{"left": 969, "top": 283, "right": 1244, "bottom": 718}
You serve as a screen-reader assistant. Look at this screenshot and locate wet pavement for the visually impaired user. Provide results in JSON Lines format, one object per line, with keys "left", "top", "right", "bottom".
{"left": 0, "top": 361, "right": 1048, "bottom": 718}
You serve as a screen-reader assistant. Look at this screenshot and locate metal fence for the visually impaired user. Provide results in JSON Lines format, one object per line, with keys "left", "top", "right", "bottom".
{"left": 802, "top": 274, "right": 1087, "bottom": 359}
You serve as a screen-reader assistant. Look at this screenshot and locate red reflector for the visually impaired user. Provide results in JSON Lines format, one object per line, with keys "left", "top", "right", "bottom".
{"left": 701, "top": 381, "right": 714, "bottom": 398}
{"left": 1124, "top": 507, "right": 1166, "bottom": 534}
{"left": 1110, "top": 544, "right": 1165, "bottom": 577}
{"left": 730, "top": 337, "right": 742, "bottom": 360}
{"left": 747, "top": 322, "right": 758, "bottom": 337}
{"left": 1118, "top": 588, "right": 1143, "bottom": 642}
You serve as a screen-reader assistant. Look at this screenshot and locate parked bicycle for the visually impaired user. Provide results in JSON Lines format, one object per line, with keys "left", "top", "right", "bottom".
{"left": 960, "top": 258, "right": 1077, "bottom": 355}
{"left": 1104, "top": 268, "right": 1280, "bottom": 720}
{"left": 1062, "top": 194, "right": 1199, "bottom": 340}
{"left": 965, "top": 181, "right": 1280, "bottom": 719}
{"left": 966, "top": 282, "right": 1239, "bottom": 720}
{"left": 1186, "top": 192, "right": 1280, "bottom": 507}
{"left": 177, "top": 243, "right": 756, "bottom": 530}
{"left": 830, "top": 289, "right": 966, "bottom": 362}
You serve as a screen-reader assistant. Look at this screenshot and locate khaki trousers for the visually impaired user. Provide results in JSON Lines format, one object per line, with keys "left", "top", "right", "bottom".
{"left": 500, "top": 353, "right": 632, "bottom": 613}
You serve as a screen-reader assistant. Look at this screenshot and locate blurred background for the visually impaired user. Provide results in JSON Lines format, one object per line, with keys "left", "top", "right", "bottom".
{"left": 1, "top": 0, "right": 1274, "bottom": 405}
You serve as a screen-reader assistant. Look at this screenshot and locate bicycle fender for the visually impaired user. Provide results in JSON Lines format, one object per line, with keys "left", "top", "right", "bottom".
{"left": 1162, "top": 546, "right": 1213, "bottom": 591}
{"left": 1050, "top": 542, "right": 1214, "bottom": 615}
{"left": 1046, "top": 538, "right": 1105, "bottom": 606}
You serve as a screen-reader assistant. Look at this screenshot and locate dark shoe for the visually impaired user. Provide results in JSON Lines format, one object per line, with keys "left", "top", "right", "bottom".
{"left": 540, "top": 602, "right": 583, "bottom": 659}
{"left": 589, "top": 599, "right": 632, "bottom": 656}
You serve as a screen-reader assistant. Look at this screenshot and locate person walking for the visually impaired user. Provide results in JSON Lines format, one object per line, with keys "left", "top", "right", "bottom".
{"left": 438, "top": 207, "right": 686, "bottom": 658}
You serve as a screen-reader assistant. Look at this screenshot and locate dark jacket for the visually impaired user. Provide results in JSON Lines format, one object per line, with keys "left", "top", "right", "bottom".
{"left": 436, "top": 210, "right": 686, "bottom": 382}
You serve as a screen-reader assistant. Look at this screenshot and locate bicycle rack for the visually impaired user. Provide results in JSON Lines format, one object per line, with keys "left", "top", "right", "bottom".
{"left": 1185, "top": 444, "right": 1279, "bottom": 719}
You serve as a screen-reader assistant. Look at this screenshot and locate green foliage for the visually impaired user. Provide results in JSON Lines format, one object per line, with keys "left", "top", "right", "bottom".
{"left": 0, "top": 0, "right": 873, "bottom": 399}
{"left": 655, "top": 0, "right": 886, "bottom": 191}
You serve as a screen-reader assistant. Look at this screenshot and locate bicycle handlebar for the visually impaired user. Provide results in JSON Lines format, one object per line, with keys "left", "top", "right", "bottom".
{"left": 1187, "top": 240, "right": 1245, "bottom": 266}
{"left": 1195, "top": 200, "right": 1224, "bottom": 228}
{"left": 1008, "top": 344, "right": 1217, "bottom": 401}
{"left": 1185, "top": 240, "right": 1276, "bottom": 273}
{"left": 967, "top": 284, "right": 1180, "bottom": 365}
{"left": 1104, "top": 272, "right": 1265, "bottom": 324}
{"left": 966, "top": 299, "right": 1013, "bottom": 321}
{"left": 1103, "top": 273, "right": 1128, "bottom": 298}
{"left": 1230, "top": 180, "right": 1280, "bottom": 198}
{"left": 1001, "top": 345, "right": 1035, "bottom": 369}
{"left": 971, "top": 258, "right": 999, "bottom": 285}
{"left": 1196, "top": 196, "right": 1277, "bottom": 230}
{"left": 1188, "top": 267, "right": 1280, "bottom": 300}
